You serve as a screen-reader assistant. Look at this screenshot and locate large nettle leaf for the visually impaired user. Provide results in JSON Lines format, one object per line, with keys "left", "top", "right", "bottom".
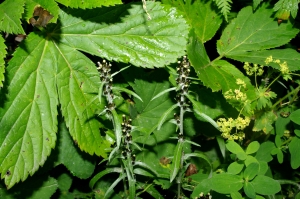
{"left": 50, "top": 1, "right": 189, "bottom": 68}
{"left": 0, "top": 2, "right": 188, "bottom": 188}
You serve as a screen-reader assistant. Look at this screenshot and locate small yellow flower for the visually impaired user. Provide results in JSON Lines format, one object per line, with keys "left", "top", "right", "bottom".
{"left": 236, "top": 79, "right": 246, "bottom": 88}
{"left": 265, "top": 56, "right": 273, "bottom": 65}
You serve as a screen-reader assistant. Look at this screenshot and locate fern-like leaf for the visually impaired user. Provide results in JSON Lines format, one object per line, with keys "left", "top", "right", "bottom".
{"left": 213, "top": 0, "right": 232, "bottom": 21}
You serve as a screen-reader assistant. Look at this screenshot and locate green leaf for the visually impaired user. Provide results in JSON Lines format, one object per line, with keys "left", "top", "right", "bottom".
{"left": 191, "top": 178, "right": 212, "bottom": 198}
{"left": 273, "top": 0, "right": 298, "bottom": 19}
{"left": 217, "top": 136, "right": 226, "bottom": 158}
{"left": 226, "top": 140, "right": 246, "bottom": 156}
{"left": 51, "top": 2, "right": 189, "bottom": 68}
{"left": 55, "top": 121, "right": 99, "bottom": 179}
{"left": 289, "top": 136, "right": 300, "bottom": 169}
{"left": 187, "top": 29, "right": 210, "bottom": 68}
{"left": 253, "top": 0, "right": 263, "bottom": 10}
{"left": 245, "top": 141, "right": 260, "bottom": 155}
{"left": 277, "top": 149, "right": 284, "bottom": 164}
{"left": 227, "top": 161, "right": 244, "bottom": 175}
{"left": 244, "top": 163, "right": 259, "bottom": 181}
{"left": 244, "top": 182, "right": 256, "bottom": 199}
{"left": 89, "top": 167, "right": 122, "bottom": 189}
{"left": 0, "top": 35, "right": 6, "bottom": 88}
{"left": 231, "top": 191, "right": 243, "bottom": 199}
{"left": 290, "top": 110, "right": 300, "bottom": 125}
{"left": 251, "top": 175, "right": 281, "bottom": 195}
{"left": 213, "top": 0, "right": 232, "bottom": 21}
{"left": 0, "top": 33, "right": 58, "bottom": 188}
{"left": 162, "top": 0, "right": 222, "bottom": 42}
{"left": 157, "top": 104, "right": 179, "bottom": 130}
{"left": 170, "top": 141, "right": 184, "bottom": 182}
{"left": 0, "top": 175, "right": 58, "bottom": 199}
{"left": 275, "top": 116, "right": 290, "bottom": 137}
{"left": 24, "top": 0, "right": 59, "bottom": 23}
{"left": 253, "top": 111, "right": 277, "bottom": 133}
{"left": 226, "top": 49, "right": 300, "bottom": 72}
{"left": 217, "top": 4, "right": 299, "bottom": 56}
{"left": 257, "top": 161, "right": 268, "bottom": 175}
{"left": 0, "top": 0, "right": 25, "bottom": 34}
{"left": 255, "top": 141, "right": 276, "bottom": 162}
{"left": 211, "top": 173, "right": 243, "bottom": 194}
{"left": 55, "top": 0, "right": 122, "bottom": 8}
{"left": 104, "top": 174, "right": 126, "bottom": 199}
{"left": 57, "top": 173, "right": 72, "bottom": 191}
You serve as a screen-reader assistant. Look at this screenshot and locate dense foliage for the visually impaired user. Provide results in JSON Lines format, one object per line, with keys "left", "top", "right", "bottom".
{"left": 0, "top": 0, "right": 300, "bottom": 198}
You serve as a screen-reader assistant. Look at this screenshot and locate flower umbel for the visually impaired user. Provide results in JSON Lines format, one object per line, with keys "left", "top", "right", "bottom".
{"left": 217, "top": 116, "right": 250, "bottom": 141}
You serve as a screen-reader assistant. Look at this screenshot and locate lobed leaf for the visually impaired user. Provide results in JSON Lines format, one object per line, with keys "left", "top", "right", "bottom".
{"left": 253, "top": 111, "right": 277, "bottom": 133}
{"left": 55, "top": 0, "right": 122, "bottom": 8}
{"left": 0, "top": 35, "right": 6, "bottom": 88}
{"left": 213, "top": 0, "right": 232, "bottom": 22}
{"left": 217, "top": 5, "right": 299, "bottom": 56}
{"left": 50, "top": 2, "right": 189, "bottom": 68}
{"left": 162, "top": 0, "right": 222, "bottom": 43}
{"left": 24, "top": 0, "right": 59, "bottom": 23}
{"left": 0, "top": 0, "right": 25, "bottom": 34}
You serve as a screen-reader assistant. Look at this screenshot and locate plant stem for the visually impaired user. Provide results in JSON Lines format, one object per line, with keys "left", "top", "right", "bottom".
{"left": 272, "top": 85, "right": 300, "bottom": 109}
{"left": 277, "top": 180, "right": 300, "bottom": 190}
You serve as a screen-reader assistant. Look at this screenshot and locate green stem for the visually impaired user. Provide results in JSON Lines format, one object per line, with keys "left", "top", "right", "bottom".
{"left": 266, "top": 74, "right": 281, "bottom": 91}
{"left": 277, "top": 180, "right": 300, "bottom": 190}
{"left": 272, "top": 85, "right": 300, "bottom": 109}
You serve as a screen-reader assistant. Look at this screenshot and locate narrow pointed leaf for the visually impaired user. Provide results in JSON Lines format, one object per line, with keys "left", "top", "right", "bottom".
{"left": 111, "top": 109, "right": 122, "bottom": 149}
{"left": 0, "top": 33, "right": 58, "bottom": 189}
{"left": 157, "top": 103, "right": 179, "bottom": 130}
{"left": 151, "top": 87, "right": 176, "bottom": 101}
{"left": 50, "top": 2, "right": 189, "bottom": 68}
{"left": 128, "top": 178, "right": 136, "bottom": 199}
{"left": 89, "top": 167, "right": 122, "bottom": 189}
{"left": 217, "top": 5, "right": 299, "bottom": 56}
{"left": 55, "top": 0, "right": 122, "bottom": 8}
{"left": 104, "top": 174, "right": 126, "bottom": 199}
{"left": 112, "top": 86, "right": 143, "bottom": 102}
{"left": 0, "top": 0, "right": 25, "bottom": 34}
{"left": 0, "top": 35, "right": 6, "bottom": 88}
{"left": 170, "top": 141, "right": 184, "bottom": 182}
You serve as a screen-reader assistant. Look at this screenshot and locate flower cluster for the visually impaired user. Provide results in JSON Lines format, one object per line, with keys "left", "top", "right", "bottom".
{"left": 224, "top": 79, "right": 248, "bottom": 102}
{"left": 121, "top": 115, "right": 135, "bottom": 164}
{"left": 97, "top": 60, "right": 115, "bottom": 111}
{"left": 194, "top": 192, "right": 212, "bottom": 199}
{"left": 217, "top": 116, "right": 250, "bottom": 141}
{"left": 265, "top": 56, "right": 291, "bottom": 80}
{"left": 243, "top": 62, "right": 264, "bottom": 76}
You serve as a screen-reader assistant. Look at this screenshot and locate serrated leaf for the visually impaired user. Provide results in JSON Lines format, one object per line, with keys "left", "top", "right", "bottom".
{"left": 290, "top": 109, "right": 300, "bottom": 125}
{"left": 251, "top": 175, "right": 281, "bottom": 195}
{"left": 0, "top": 0, "right": 25, "bottom": 34}
{"left": 226, "top": 49, "right": 300, "bottom": 72}
{"left": 211, "top": 173, "right": 243, "bottom": 194}
{"left": 289, "top": 136, "right": 300, "bottom": 169}
{"left": 273, "top": 0, "right": 298, "bottom": 19}
{"left": 170, "top": 141, "right": 184, "bottom": 182}
{"left": 55, "top": 120, "right": 98, "bottom": 179}
{"left": 253, "top": 111, "right": 277, "bottom": 133}
{"left": 50, "top": 2, "right": 188, "bottom": 68}
{"left": 0, "top": 35, "right": 6, "bottom": 88}
{"left": 0, "top": 33, "right": 58, "bottom": 188}
{"left": 213, "top": 0, "right": 232, "bottom": 21}
{"left": 217, "top": 5, "right": 299, "bottom": 56}
{"left": 55, "top": 0, "right": 122, "bottom": 8}
{"left": 162, "top": 0, "right": 222, "bottom": 42}
{"left": 253, "top": 0, "right": 263, "bottom": 10}
{"left": 24, "top": 0, "right": 59, "bottom": 23}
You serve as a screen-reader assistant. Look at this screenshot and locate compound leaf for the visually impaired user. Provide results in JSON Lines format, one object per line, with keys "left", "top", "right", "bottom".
{"left": 217, "top": 5, "right": 299, "bottom": 56}
{"left": 55, "top": 0, "right": 122, "bottom": 8}
{"left": 0, "top": 0, "right": 25, "bottom": 34}
{"left": 0, "top": 35, "right": 6, "bottom": 88}
{"left": 50, "top": 2, "right": 188, "bottom": 68}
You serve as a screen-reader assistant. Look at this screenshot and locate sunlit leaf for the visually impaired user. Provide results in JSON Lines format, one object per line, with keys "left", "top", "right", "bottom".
{"left": 0, "top": 35, "right": 6, "bottom": 88}
{"left": 211, "top": 173, "right": 243, "bottom": 194}
{"left": 55, "top": 0, "right": 122, "bottom": 8}
{"left": 251, "top": 175, "right": 281, "bottom": 195}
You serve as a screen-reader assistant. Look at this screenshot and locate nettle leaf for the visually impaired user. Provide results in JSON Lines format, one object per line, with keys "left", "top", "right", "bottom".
{"left": 162, "top": 0, "right": 222, "bottom": 43}
{"left": 24, "top": 0, "right": 59, "bottom": 23}
{"left": 227, "top": 49, "right": 300, "bottom": 72}
{"left": 253, "top": 111, "right": 277, "bottom": 133}
{"left": 0, "top": 35, "right": 6, "bottom": 88}
{"left": 0, "top": 0, "right": 25, "bottom": 34}
{"left": 0, "top": 33, "right": 58, "bottom": 188}
{"left": 217, "top": 5, "right": 299, "bottom": 56}
{"left": 213, "top": 0, "right": 232, "bottom": 21}
{"left": 50, "top": 2, "right": 189, "bottom": 68}
{"left": 273, "top": 0, "right": 298, "bottom": 19}
{"left": 55, "top": 0, "right": 122, "bottom": 8}
{"left": 55, "top": 121, "right": 99, "bottom": 179}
